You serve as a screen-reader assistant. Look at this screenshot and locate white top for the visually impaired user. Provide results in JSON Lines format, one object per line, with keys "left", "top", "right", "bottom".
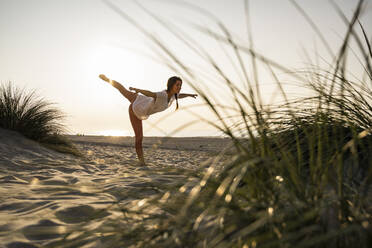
{"left": 131, "top": 90, "right": 175, "bottom": 120}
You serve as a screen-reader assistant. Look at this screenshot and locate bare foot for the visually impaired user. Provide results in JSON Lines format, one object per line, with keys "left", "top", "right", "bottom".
{"left": 138, "top": 159, "right": 146, "bottom": 166}
{"left": 99, "top": 74, "right": 109, "bottom": 82}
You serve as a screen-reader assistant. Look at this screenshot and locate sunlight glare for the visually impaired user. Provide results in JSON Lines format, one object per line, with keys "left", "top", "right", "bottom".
{"left": 79, "top": 43, "right": 150, "bottom": 113}
{"left": 99, "top": 129, "right": 129, "bottom": 136}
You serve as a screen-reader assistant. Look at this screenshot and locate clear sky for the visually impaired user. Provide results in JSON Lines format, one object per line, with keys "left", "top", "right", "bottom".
{"left": 0, "top": 0, "right": 371, "bottom": 137}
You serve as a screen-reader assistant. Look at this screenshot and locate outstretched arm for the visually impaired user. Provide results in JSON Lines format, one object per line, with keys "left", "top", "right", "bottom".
{"left": 178, "top": 93, "right": 198, "bottom": 99}
{"left": 129, "top": 87, "right": 156, "bottom": 99}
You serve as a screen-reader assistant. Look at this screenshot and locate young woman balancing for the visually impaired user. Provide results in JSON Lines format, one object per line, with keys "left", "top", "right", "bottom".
{"left": 99, "top": 74, "right": 198, "bottom": 164}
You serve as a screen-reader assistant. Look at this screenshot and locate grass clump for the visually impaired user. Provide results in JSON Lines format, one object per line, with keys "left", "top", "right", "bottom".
{"left": 0, "top": 82, "right": 80, "bottom": 156}
{"left": 132, "top": 78, "right": 372, "bottom": 247}
{"left": 102, "top": 0, "right": 371, "bottom": 247}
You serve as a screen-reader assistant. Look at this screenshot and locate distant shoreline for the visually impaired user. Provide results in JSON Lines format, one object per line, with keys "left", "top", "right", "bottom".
{"left": 65, "top": 135, "right": 234, "bottom": 153}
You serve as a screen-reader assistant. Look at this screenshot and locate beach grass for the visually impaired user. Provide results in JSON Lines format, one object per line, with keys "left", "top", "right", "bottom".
{"left": 0, "top": 82, "right": 80, "bottom": 156}
{"left": 92, "top": 0, "right": 372, "bottom": 247}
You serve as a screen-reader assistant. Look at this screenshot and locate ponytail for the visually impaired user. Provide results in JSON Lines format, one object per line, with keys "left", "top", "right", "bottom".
{"left": 175, "top": 93, "right": 179, "bottom": 110}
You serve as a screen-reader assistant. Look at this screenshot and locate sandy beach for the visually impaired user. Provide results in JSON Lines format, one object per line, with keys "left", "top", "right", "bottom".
{"left": 0, "top": 128, "right": 231, "bottom": 247}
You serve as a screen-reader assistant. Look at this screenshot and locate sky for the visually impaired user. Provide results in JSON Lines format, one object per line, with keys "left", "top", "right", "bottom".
{"left": 0, "top": 0, "right": 371, "bottom": 137}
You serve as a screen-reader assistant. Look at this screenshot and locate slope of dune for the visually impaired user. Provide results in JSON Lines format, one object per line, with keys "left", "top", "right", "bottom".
{"left": 0, "top": 127, "right": 228, "bottom": 247}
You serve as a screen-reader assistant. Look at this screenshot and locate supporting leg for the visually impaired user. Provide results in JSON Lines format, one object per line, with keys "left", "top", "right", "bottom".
{"left": 129, "top": 104, "right": 145, "bottom": 164}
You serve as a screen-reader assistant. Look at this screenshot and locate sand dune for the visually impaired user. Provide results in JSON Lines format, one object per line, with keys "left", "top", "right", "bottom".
{"left": 0, "top": 128, "right": 228, "bottom": 247}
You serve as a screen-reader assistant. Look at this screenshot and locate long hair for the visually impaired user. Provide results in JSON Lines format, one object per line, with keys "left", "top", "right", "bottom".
{"left": 167, "top": 76, "right": 181, "bottom": 110}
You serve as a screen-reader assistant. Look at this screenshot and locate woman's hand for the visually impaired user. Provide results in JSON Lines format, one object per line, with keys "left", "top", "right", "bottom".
{"left": 129, "top": 87, "right": 143, "bottom": 94}
{"left": 129, "top": 87, "right": 139, "bottom": 93}
{"left": 178, "top": 93, "right": 198, "bottom": 99}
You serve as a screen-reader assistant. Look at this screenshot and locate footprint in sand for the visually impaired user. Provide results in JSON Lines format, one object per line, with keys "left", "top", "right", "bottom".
{"left": 55, "top": 205, "right": 109, "bottom": 224}
{"left": 22, "top": 219, "right": 63, "bottom": 241}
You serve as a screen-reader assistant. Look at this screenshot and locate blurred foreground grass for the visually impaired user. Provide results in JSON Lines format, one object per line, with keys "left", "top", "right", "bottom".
{"left": 93, "top": 0, "right": 371, "bottom": 247}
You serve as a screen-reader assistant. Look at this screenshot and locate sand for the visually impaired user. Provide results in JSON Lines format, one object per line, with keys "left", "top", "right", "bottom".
{"left": 0, "top": 128, "right": 231, "bottom": 247}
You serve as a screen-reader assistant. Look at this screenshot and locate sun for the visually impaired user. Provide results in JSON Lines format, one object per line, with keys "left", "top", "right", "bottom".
{"left": 82, "top": 44, "right": 145, "bottom": 81}
{"left": 81, "top": 43, "right": 148, "bottom": 101}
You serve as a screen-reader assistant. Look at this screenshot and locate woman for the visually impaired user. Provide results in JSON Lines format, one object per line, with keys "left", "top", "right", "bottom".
{"left": 99, "top": 74, "right": 197, "bottom": 164}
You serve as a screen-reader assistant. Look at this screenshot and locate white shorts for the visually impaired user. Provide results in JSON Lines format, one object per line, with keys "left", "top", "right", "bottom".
{"left": 131, "top": 94, "right": 154, "bottom": 120}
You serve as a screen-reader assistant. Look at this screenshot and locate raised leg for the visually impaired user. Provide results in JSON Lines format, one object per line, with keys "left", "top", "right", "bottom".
{"left": 99, "top": 74, "right": 137, "bottom": 103}
{"left": 129, "top": 104, "right": 145, "bottom": 164}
